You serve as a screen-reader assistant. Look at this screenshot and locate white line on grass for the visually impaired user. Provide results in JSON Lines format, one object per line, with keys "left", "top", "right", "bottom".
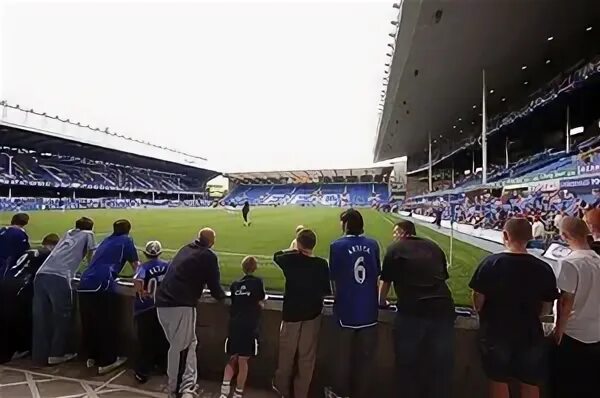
{"left": 29, "top": 239, "right": 274, "bottom": 260}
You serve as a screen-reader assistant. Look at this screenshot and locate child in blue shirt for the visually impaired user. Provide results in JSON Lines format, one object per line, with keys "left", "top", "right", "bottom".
{"left": 133, "top": 241, "right": 170, "bottom": 383}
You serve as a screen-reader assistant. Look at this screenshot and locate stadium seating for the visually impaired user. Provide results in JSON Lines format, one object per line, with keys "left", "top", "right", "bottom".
{"left": 0, "top": 151, "right": 203, "bottom": 192}
{"left": 225, "top": 183, "right": 390, "bottom": 207}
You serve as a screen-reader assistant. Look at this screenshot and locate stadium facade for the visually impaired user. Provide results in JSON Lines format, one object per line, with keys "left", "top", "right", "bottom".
{"left": 376, "top": 0, "right": 600, "bottom": 244}
{"left": 0, "top": 102, "right": 219, "bottom": 210}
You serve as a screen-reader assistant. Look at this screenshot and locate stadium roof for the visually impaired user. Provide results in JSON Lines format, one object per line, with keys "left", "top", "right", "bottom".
{"left": 226, "top": 166, "right": 392, "bottom": 182}
{"left": 374, "top": 0, "right": 600, "bottom": 162}
{"left": 1, "top": 102, "right": 213, "bottom": 171}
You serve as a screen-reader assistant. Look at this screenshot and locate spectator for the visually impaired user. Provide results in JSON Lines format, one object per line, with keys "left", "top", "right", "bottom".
{"left": 531, "top": 216, "right": 545, "bottom": 240}
{"left": 0, "top": 233, "right": 59, "bottom": 363}
{"left": 133, "top": 241, "right": 170, "bottom": 384}
{"left": 273, "top": 229, "right": 331, "bottom": 398}
{"left": 78, "top": 219, "right": 140, "bottom": 374}
{"left": 33, "top": 217, "right": 96, "bottom": 366}
{"left": 552, "top": 216, "right": 600, "bottom": 397}
{"left": 585, "top": 208, "right": 600, "bottom": 255}
{"left": 220, "top": 256, "right": 265, "bottom": 398}
{"left": 327, "top": 209, "right": 380, "bottom": 398}
{"left": 379, "top": 220, "right": 455, "bottom": 398}
{"left": 155, "top": 228, "right": 226, "bottom": 398}
{"left": 0, "top": 212, "right": 30, "bottom": 277}
{"left": 554, "top": 210, "right": 566, "bottom": 231}
{"left": 470, "top": 217, "right": 558, "bottom": 398}
{"left": 288, "top": 225, "right": 305, "bottom": 250}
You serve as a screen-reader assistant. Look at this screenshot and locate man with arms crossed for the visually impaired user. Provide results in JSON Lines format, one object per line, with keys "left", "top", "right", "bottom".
{"left": 470, "top": 218, "right": 559, "bottom": 398}
{"left": 552, "top": 216, "right": 600, "bottom": 397}
{"left": 379, "top": 220, "right": 455, "bottom": 398}
{"left": 327, "top": 209, "right": 380, "bottom": 398}
{"left": 155, "top": 228, "right": 226, "bottom": 398}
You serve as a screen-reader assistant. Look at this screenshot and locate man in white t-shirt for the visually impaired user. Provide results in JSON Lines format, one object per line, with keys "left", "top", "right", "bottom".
{"left": 553, "top": 216, "right": 600, "bottom": 397}
{"left": 553, "top": 211, "right": 565, "bottom": 231}
{"left": 531, "top": 217, "right": 545, "bottom": 239}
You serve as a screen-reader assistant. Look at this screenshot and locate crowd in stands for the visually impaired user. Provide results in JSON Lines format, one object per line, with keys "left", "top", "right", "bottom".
{"left": 1, "top": 208, "right": 600, "bottom": 398}
{"left": 225, "top": 183, "right": 390, "bottom": 207}
{"left": 431, "top": 140, "right": 600, "bottom": 192}
{"left": 0, "top": 197, "right": 213, "bottom": 212}
{"left": 0, "top": 151, "right": 204, "bottom": 192}
{"left": 406, "top": 185, "right": 600, "bottom": 239}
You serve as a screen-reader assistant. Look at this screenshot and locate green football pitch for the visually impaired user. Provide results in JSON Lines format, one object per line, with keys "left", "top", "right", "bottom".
{"left": 0, "top": 207, "right": 489, "bottom": 306}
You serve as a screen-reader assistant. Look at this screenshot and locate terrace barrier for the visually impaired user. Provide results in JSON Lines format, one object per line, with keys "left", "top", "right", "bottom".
{"left": 65, "top": 282, "right": 555, "bottom": 397}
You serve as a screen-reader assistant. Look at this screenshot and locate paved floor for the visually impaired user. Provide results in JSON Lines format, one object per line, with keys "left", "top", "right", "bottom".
{"left": 0, "top": 359, "right": 273, "bottom": 398}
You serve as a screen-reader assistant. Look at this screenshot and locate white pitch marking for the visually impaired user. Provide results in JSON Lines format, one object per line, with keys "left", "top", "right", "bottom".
{"left": 30, "top": 239, "right": 274, "bottom": 261}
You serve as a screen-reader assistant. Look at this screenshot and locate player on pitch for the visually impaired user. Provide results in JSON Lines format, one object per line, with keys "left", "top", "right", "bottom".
{"left": 242, "top": 201, "right": 251, "bottom": 226}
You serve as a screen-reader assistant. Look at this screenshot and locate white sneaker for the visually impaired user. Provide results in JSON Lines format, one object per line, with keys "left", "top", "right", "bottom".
{"left": 86, "top": 359, "right": 96, "bottom": 368}
{"left": 11, "top": 350, "right": 30, "bottom": 360}
{"left": 98, "top": 356, "right": 127, "bottom": 375}
{"left": 48, "top": 353, "right": 77, "bottom": 365}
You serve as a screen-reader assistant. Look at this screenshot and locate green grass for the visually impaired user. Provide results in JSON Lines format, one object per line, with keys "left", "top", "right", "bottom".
{"left": 0, "top": 207, "right": 489, "bottom": 306}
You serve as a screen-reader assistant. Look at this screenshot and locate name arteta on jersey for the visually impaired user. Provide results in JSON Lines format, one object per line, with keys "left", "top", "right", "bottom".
{"left": 347, "top": 245, "right": 372, "bottom": 255}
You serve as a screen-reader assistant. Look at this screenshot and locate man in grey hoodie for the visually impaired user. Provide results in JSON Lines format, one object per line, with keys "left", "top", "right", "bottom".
{"left": 32, "top": 217, "right": 97, "bottom": 366}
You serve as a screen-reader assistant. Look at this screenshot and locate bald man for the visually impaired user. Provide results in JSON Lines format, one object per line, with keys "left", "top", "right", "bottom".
{"left": 156, "top": 228, "right": 226, "bottom": 398}
{"left": 585, "top": 208, "right": 600, "bottom": 255}
{"left": 553, "top": 216, "right": 600, "bottom": 397}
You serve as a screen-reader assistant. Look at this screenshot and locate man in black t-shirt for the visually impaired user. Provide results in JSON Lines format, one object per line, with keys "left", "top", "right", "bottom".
{"left": 272, "top": 229, "right": 330, "bottom": 398}
{"left": 0, "top": 233, "right": 59, "bottom": 363}
{"left": 470, "top": 217, "right": 559, "bottom": 398}
{"left": 220, "top": 256, "right": 265, "bottom": 398}
{"left": 379, "top": 220, "right": 455, "bottom": 398}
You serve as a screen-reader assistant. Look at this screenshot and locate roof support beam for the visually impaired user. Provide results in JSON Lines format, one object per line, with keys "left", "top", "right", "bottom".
{"left": 481, "top": 69, "right": 488, "bottom": 185}
{"left": 428, "top": 131, "right": 432, "bottom": 192}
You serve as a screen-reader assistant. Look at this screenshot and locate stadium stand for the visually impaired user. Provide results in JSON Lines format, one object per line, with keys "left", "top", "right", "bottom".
{"left": 224, "top": 167, "right": 395, "bottom": 207}
{"left": 374, "top": 0, "right": 600, "bottom": 250}
{"left": 224, "top": 183, "right": 390, "bottom": 207}
{"left": 0, "top": 102, "right": 218, "bottom": 209}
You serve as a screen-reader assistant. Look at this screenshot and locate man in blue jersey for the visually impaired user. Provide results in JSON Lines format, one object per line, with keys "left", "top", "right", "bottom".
{"left": 78, "top": 219, "right": 140, "bottom": 375}
{"left": 328, "top": 209, "right": 381, "bottom": 398}
{"left": 0, "top": 213, "right": 30, "bottom": 277}
{"left": 133, "top": 240, "right": 170, "bottom": 384}
{"left": 0, "top": 233, "right": 59, "bottom": 363}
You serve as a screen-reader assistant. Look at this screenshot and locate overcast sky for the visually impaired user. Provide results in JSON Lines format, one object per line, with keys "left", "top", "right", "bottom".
{"left": 1, "top": 0, "right": 395, "bottom": 172}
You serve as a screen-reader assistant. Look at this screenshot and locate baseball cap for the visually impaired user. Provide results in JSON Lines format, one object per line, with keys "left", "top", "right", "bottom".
{"left": 144, "top": 240, "right": 163, "bottom": 256}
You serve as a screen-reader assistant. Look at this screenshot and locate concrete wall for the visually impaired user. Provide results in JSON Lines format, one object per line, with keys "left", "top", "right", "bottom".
{"left": 92, "top": 286, "right": 491, "bottom": 398}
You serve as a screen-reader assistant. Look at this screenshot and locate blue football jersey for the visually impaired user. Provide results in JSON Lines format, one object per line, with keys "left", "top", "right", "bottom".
{"left": 0, "top": 226, "right": 30, "bottom": 277}
{"left": 329, "top": 235, "right": 381, "bottom": 328}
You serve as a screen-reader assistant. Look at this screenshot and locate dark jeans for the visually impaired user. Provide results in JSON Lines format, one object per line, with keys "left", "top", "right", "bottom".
{"left": 551, "top": 334, "right": 600, "bottom": 398}
{"left": 331, "top": 322, "right": 378, "bottom": 398}
{"left": 0, "top": 282, "right": 32, "bottom": 363}
{"left": 393, "top": 313, "right": 455, "bottom": 398}
{"left": 79, "top": 291, "right": 120, "bottom": 367}
{"left": 135, "top": 308, "right": 169, "bottom": 377}
{"left": 32, "top": 273, "right": 74, "bottom": 364}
